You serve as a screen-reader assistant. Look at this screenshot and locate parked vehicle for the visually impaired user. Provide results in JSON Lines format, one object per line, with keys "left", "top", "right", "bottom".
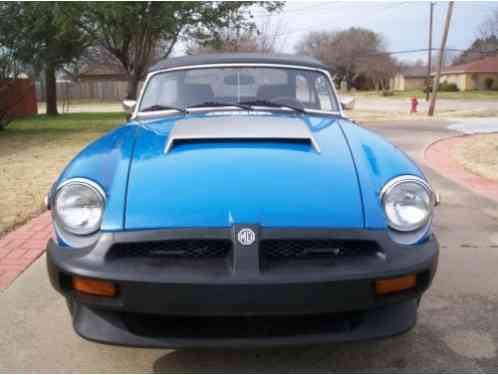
{"left": 46, "top": 53, "right": 439, "bottom": 348}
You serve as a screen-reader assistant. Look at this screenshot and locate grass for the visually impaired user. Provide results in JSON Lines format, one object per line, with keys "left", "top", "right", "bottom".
{"left": 37, "top": 100, "right": 123, "bottom": 114}
{"left": 0, "top": 113, "right": 126, "bottom": 235}
{"left": 454, "top": 134, "right": 498, "bottom": 182}
{"left": 349, "top": 89, "right": 498, "bottom": 100}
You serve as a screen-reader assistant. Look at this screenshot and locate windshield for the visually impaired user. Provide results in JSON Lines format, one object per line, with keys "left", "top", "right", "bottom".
{"left": 139, "top": 66, "right": 340, "bottom": 114}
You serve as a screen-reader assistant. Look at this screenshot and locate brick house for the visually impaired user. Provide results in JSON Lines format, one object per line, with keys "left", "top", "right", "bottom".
{"left": 432, "top": 55, "right": 498, "bottom": 91}
{"left": 390, "top": 66, "right": 428, "bottom": 91}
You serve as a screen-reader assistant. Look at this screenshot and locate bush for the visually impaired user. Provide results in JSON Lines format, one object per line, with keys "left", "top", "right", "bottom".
{"left": 381, "top": 90, "right": 394, "bottom": 97}
{"left": 485, "top": 78, "right": 494, "bottom": 90}
{"left": 0, "top": 115, "right": 12, "bottom": 130}
{"left": 439, "top": 82, "right": 459, "bottom": 92}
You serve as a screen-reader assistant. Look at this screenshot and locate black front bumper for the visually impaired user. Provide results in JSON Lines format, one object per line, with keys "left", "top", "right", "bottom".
{"left": 47, "top": 226, "right": 438, "bottom": 348}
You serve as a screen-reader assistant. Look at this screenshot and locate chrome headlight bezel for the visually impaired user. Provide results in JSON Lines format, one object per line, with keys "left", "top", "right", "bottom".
{"left": 380, "top": 175, "right": 435, "bottom": 233}
{"left": 53, "top": 178, "right": 106, "bottom": 236}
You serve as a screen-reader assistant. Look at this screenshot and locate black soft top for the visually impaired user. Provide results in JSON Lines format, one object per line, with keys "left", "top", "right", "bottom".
{"left": 149, "top": 53, "right": 328, "bottom": 72}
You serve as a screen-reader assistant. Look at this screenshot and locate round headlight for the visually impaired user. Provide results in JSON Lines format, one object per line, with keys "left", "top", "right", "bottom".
{"left": 54, "top": 180, "right": 105, "bottom": 235}
{"left": 381, "top": 176, "right": 434, "bottom": 232}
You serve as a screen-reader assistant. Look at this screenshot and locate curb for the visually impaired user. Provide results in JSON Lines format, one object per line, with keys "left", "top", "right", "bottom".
{"left": 424, "top": 134, "right": 498, "bottom": 203}
{"left": 0, "top": 211, "right": 52, "bottom": 290}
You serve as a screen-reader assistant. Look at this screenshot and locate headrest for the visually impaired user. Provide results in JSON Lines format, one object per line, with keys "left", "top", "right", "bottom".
{"left": 256, "top": 84, "right": 293, "bottom": 101}
{"left": 182, "top": 84, "right": 214, "bottom": 106}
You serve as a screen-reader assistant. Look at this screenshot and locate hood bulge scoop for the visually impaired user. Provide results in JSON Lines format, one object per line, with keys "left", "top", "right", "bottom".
{"left": 164, "top": 116, "right": 320, "bottom": 153}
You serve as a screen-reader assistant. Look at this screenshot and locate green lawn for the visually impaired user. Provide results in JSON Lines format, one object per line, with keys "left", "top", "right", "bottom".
{"left": 350, "top": 90, "right": 498, "bottom": 100}
{"left": 0, "top": 113, "right": 126, "bottom": 235}
{"left": 6, "top": 112, "right": 126, "bottom": 134}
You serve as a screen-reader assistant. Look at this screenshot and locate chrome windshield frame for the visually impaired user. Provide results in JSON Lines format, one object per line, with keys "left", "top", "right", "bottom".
{"left": 132, "top": 62, "right": 344, "bottom": 120}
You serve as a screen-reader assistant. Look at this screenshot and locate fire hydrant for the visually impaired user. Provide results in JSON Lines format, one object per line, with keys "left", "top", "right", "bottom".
{"left": 410, "top": 96, "right": 419, "bottom": 113}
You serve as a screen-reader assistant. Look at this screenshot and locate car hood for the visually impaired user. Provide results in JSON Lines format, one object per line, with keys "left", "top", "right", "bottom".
{"left": 125, "top": 113, "right": 365, "bottom": 229}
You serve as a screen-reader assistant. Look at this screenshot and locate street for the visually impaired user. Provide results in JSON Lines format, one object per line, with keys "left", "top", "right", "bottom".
{"left": 1, "top": 120, "right": 497, "bottom": 372}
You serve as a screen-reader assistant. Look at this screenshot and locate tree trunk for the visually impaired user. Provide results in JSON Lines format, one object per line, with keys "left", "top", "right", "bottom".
{"left": 126, "top": 73, "right": 140, "bottom": 100}
{"left": 45, "top": 64, "right": 58, "bottom": 116}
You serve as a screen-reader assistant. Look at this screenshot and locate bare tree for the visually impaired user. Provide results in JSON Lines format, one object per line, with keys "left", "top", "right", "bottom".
{"left": 452, "top": 7, "right": 498, "bottom": 65}
{"left": 479, "top": 7, "right": 498, "bottom": 39}
{"left": 186, "top": 15, "right": 287, "bottom": 54}
{"left": 358, "top": 54, "right": 398, "bottom": 91}
{"left": 296, "top": 27, "right": 395, "bottom": 90}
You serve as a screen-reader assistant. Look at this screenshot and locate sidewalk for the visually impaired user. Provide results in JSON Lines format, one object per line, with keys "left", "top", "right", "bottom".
{"left": 0, "top": 211, "right": 52, "bottom": 289}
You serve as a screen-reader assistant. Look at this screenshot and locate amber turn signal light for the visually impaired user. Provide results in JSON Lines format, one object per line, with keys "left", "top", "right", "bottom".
{"left": 72, "top": 276, "right": 117, "bottom": 297}
{"left": 375, "top": 274, "right": 416, "bottom": 295}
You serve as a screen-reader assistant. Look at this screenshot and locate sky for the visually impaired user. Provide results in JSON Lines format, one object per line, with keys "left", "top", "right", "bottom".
{"left": 250, "top": 1, "right": 498, "bottom": 63}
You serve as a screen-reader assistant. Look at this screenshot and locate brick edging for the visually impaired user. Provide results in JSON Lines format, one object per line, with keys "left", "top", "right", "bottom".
{"left": 0, "top": 211, "right": 52, "bottom": 290}
{"left": 424, "top": 134, "right": 498, "bottom": 203}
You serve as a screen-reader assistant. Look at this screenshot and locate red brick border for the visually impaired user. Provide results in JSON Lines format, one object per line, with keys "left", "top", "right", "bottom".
{"left": 425, "top": 135, "right": 498, "bottom": 203}
{"left": 0, "top": 211, "right": 52, "bottom": 289}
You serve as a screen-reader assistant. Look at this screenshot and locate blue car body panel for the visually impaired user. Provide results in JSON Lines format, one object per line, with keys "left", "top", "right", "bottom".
{"left": 52, "top": 112, "right": 426, "bottom": 235}
{"left": 125, "top": 113, "right": 364, "bottom": 229}
{"left": 338, "top": 120, "right": 424, "bottom": 229}
{"left": 52, "top": 125, "right": 137, "bottom": 231}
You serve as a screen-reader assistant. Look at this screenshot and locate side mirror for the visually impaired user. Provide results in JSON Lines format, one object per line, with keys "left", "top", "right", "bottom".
{"left": 340, "top": 96, "right": 355, "bottom": 110}
{"left": 122, "top": 99, "right": 137, "bottom": 115}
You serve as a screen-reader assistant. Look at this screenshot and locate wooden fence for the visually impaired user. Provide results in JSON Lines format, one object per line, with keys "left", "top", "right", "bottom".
{"left": 36, "top": 80, "right": 144, "bottom": 102}
{"left": 0, "top": 79, "right": 38, "bottom": 118}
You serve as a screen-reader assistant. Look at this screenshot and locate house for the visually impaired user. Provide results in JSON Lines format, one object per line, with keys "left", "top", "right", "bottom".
{"left": 432, "top": 55, "right": 498, "bottom": 91}
{"left": 390, "top": 66, "right": 428, "bottom": 91}
{"left": 74, "top": 63, "right": 129, "bottom": 82}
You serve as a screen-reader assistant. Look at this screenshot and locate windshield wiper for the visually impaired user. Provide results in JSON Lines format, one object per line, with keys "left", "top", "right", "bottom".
{"left": 188, "top": 101, "right": 252, "bottom": 111}
{"left": 240, "top": 99, "right": 306, "bottom": 114}
{"left": 141, "top": 104, "right": 188, "bottom": 114}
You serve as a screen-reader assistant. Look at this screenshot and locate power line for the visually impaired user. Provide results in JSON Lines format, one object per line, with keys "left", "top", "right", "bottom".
{"left": 251, "top": 2, "right": 340, "bottom": 18}
{"left": 314, "top": 47, "right": 497, "bottom": 61}
{"left": 276, "top": 2, "right": 417, "bottom": 37}
{"left": 251, "top": 1, "right": 409, "bottom": 18}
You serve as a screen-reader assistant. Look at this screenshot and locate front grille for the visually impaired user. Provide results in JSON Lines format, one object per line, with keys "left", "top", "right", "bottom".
{"left": 108, "top": 240, "right": 231, "bottom": 259}
{"left": 260, "top": 240, "right": 380, "bottom": 260}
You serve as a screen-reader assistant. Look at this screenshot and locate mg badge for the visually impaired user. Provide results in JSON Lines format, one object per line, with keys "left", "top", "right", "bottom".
{"left": 237, "top": 228, "right": 256, "bottom": 246}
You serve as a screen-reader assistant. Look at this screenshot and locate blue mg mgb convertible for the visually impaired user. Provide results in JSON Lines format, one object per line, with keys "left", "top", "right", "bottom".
{"left": 46, "top": 53, "right": 439, "bottom": 348}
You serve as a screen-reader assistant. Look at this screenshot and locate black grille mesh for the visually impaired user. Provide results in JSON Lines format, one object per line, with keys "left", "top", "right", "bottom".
{"left": 108, "top": 240, "right": 231, "bottom": 259}
{"left": 260, "top": 240, "right": 379, "bottom": 260}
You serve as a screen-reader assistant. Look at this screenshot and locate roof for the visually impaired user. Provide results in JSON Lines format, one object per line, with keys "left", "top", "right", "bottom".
{"left": 400, "top": 66, "right": 428, "bottom": 78}
{"left": 79, "top": 63, "right": 127, "bottom": 76}
{"left": 149, "top": 53, "right": 328, "bottom": 72}
{"left": 433, "top": 55, "right": 498, "bottom": 75}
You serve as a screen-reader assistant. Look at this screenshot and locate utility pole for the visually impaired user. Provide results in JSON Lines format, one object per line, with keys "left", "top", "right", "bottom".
{"left": 428, "top": 1, "right": 454, "bottom": 117}
{"left": 426, "top": 2, "right": 434, "bottom": 101}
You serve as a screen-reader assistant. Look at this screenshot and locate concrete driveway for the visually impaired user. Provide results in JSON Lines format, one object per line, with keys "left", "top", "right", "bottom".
{"left": 1, "top": 120, "right": 498, "bottom": 372}
{"left": 354, "top": 97, "right": 498, "bottom": 114}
